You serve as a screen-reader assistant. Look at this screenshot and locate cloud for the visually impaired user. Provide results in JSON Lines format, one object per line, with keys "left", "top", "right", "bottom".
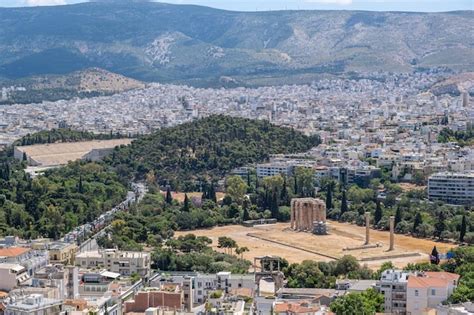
{"left": 26, "top": 0, "right": 67, "bottom": 5}
{"left": 304, "top": 0, "right": 353, "bottom": 5}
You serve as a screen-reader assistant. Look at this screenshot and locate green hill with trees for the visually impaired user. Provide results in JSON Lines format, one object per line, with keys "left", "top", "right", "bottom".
{"left": 105, "top": 115, "right": 320, "bottom": 190}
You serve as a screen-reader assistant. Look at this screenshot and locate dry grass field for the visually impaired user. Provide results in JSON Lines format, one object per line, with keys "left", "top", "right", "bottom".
{"left": 175, "top": 221, "right": 456, "bottom": 269}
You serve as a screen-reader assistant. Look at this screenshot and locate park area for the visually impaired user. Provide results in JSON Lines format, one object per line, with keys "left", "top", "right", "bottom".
{"left": 175, "top": 221, "right": 456, "bottom": 269}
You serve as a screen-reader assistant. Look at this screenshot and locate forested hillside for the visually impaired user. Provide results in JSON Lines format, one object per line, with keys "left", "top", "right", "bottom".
{"left": 0, "top": 158, "right": 126, "bottom": 239}
{"left": 105, "top": 115, "right": 320, "bottom": 190}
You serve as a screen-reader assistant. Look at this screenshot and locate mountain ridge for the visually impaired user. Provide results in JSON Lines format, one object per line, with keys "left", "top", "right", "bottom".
{"left": 0, "top": 2, "right": 472, "bottom": 86}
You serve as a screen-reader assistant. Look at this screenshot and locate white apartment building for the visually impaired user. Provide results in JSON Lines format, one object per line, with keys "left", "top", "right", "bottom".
{"left": 378, "top": 270, "right": 409, "bottom": 314}
{"left": 0, "top": 263, "right": 29, "bottom": 291}
{"left": 406, "top": 272, "right": 459, "bottom": 315}
{"left": 428, "top": 172, "right": 474, "bottom": 205}
{"left": 75, "top": 249, "right": 150, "bottom": 277}
{"left": 151, "top": 272, "right": 255, "bottom": 305}
{"left": 256, "top": 163, "right": 294, "bottom": 178}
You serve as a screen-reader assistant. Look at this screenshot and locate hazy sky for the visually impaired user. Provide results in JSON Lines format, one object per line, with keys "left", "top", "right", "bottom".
{"left": 1, "top": 0, "right": 473, "bottom": 12}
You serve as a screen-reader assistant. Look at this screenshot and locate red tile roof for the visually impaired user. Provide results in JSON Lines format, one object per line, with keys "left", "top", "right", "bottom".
{"left": 0, "top": 247, "right": 30, "bottom": 257}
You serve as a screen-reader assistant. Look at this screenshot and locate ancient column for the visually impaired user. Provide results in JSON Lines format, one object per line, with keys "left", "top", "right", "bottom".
{"left": 290, "top": 201, "right": 295, "bottom": 229}
{"left": 364, "top": 212, "right": 370, "bottom": 245}
{"left": 389, "top": 215, "right": 395, "bottom": 251}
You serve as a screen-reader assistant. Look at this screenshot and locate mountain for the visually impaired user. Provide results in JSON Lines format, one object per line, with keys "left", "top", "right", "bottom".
{"left": 0, "top": 68, "right": 145, "bottom": 104}
{"left": 0, "top": 1, "right": 472, "bottom": 86}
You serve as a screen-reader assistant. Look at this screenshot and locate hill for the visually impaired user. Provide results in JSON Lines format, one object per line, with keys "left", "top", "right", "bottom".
{"left": 0, "top": 68, "right": 145, "bottom": 104}
{"left": 0, "top": 2, "right": 472, "bottom": 86}
{"left": 104, "top": 115, "right": 321, "bottom": 190}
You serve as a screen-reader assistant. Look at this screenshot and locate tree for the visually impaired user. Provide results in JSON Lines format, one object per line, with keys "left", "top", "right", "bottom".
{"left": 374, "top": 200, "right": 382, "bottom": 226}
{"left": 326, "top": 182, "right": 334, "bottom": 210}
{"left": 340, "top": 189, "right": 348, "bottom": 216}
{"left": 182, "top": 194, "right": 190, "bottom": 212}
{"left": 295, "top": 167, "right": 314, "bottom": 197}
{"left": 460, "top": 214, "right": 467, "bottom": 243}
{"left": 226, "top": 176, "right": 248, "bottom": 204}
{"left": 430, "top": 246, "right": 440, "bottom": 265}
{"left": 242, "top": 198, "right": 250, "bottom": 221}
{"left": 165, "top": 187, "right": 173, "bottom": 204}
{"left": 394, "top": 206, "right": 402, "bottom": 227}
{"left": 413, "top": 212, "right": 423, "bottom": 235}
{"left": 434, "top": 211, "right": 446, "bottom": 239}
{"left": 330, "top": 289, "right": 384, "bottom": 315}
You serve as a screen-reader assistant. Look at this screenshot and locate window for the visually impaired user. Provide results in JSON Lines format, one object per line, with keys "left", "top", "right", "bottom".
{"left": 431, "top": 289, "right": 436, "bottom": 296}
{"left": 415, "top": 290, "right": 419, "bottom": 297}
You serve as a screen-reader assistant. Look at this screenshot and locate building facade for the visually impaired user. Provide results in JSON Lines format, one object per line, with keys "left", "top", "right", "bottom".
{"left": 428, "top": 172, "right": 474, "bottom": 205}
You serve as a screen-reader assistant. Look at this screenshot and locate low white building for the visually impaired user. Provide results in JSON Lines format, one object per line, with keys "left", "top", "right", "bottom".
{"left": 4, "top": 294, "right": 64, "bottom": 315}
{"left": 75, "top": 249, "right": 150, "bottom": 277}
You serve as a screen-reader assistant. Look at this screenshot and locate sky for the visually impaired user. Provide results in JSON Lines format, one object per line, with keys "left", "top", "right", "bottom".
{"left": 1, "top": 0, "right": 473, "bottom": 12}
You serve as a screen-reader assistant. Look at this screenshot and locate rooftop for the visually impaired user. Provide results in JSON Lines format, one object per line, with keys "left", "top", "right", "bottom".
{"left": 0, "top": 247, "right": 30, "bottom": 258}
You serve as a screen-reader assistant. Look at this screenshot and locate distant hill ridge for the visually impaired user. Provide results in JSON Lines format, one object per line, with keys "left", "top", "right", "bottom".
{"left": 0, "top": 2, "right": 472, "bottom": 86}
{"left": 0, "top": 68, "right": 145, "bottom": 105}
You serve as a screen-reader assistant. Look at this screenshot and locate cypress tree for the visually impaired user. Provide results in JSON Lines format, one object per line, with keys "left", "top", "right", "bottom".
{"left": 22, "top": 152, "right": 28, "bottom": 162}
{"left": 242, "top": 199, "right": 250, "bottom": 221}
{"left": 209, "top": 185, "right": 217, "bottom": 203}
{"left": 340, "top": 189, "right": 348, "bottom": 215}
{"left": 374, "top": 200, "right": 382, "bottom": 226}
{"left": 434, "top": 211, "right": 446, "bottom": 239}
{"left": 182, "top": 194, "right": 190, "bottom": 212}
{"left": 413, "top": 212, "right": 423, "bottom": 235}
{"left": 78, "top": 175, "right": 84, "bottom": 194}
{"left": 270, "top": 190, "right": 279, "bottom": 219}
{"left": 394, "top": 206, "right": 402, "bottom": 226}
{"left": 165, "top": 187, "right": 173, "bottom": 204}
{"left": 460, "top": 214, "right": 467, "bottom": 243}
{"left": 326, "top": 184, "right": 333, "bottom": 210}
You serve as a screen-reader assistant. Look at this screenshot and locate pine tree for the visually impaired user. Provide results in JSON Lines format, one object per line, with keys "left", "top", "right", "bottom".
{"left": 460, "top": 214, "right": 467, "bottom": 243}
{"left": 394, "top": 206, "right": 402, "bottom": 227}
{"left": 340, "top": 189, "right": 348, "bottom": 216}
{"left": 165, "top": 187, "right": 173, "bottom": 204}
{"left": 182, "top": 194, "right": 190, "bottom": 212}
{"left": 374, "top": 200, "right": 382, "bottom": 226}
{"left": 413, "top": 212, "right": 423, "bottom": 234}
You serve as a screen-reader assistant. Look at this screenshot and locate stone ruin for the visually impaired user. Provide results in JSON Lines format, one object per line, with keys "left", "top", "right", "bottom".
{"left": 290, "top": 198, "right": 327, "bottom": 234}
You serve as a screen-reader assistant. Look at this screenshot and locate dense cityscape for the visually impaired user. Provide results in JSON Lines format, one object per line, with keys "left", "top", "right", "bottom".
{"left": 0, "top": 1, "right": 473, "bottom": 315}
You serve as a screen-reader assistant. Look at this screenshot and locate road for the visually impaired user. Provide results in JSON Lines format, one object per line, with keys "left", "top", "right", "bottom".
{"left": 62, "top": 182, "right": 147, "bottom": 253}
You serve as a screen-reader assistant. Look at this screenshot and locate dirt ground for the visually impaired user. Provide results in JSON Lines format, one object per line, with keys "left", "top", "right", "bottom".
{"left": 175, "top": 221, "right": 456, "bottom": 270}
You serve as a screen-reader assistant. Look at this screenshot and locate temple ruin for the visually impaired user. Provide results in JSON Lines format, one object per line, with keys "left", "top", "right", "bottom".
{"left": 290, "top": 198, "right": 326, "bottom": 234}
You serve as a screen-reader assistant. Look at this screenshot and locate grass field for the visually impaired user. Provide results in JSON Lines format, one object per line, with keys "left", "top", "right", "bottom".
{"left": 175, "top": 221, "right": 456, "bottom": 269}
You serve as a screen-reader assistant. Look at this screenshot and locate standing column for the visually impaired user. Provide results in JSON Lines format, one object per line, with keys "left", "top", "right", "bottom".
{"left": 290, "top": 201, "right": 295, "bottom": 229}
{"left": 389, "top": 216, "right": 395, "bottom": 251}
{"left": 364, "top": 212, "right": 370, "bottom": 245}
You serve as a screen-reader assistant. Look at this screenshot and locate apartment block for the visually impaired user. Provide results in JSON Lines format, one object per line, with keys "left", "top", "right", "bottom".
{"left": 75, "top": 249, "right": 150, "bottom": 277}
{"left": 428, "top": 172, "right": 474, "bottom": 205}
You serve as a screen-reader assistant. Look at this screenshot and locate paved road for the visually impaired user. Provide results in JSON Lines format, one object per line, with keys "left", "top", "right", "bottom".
{"left": 62, "top": 182, "right": 147, "bottom": 253}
